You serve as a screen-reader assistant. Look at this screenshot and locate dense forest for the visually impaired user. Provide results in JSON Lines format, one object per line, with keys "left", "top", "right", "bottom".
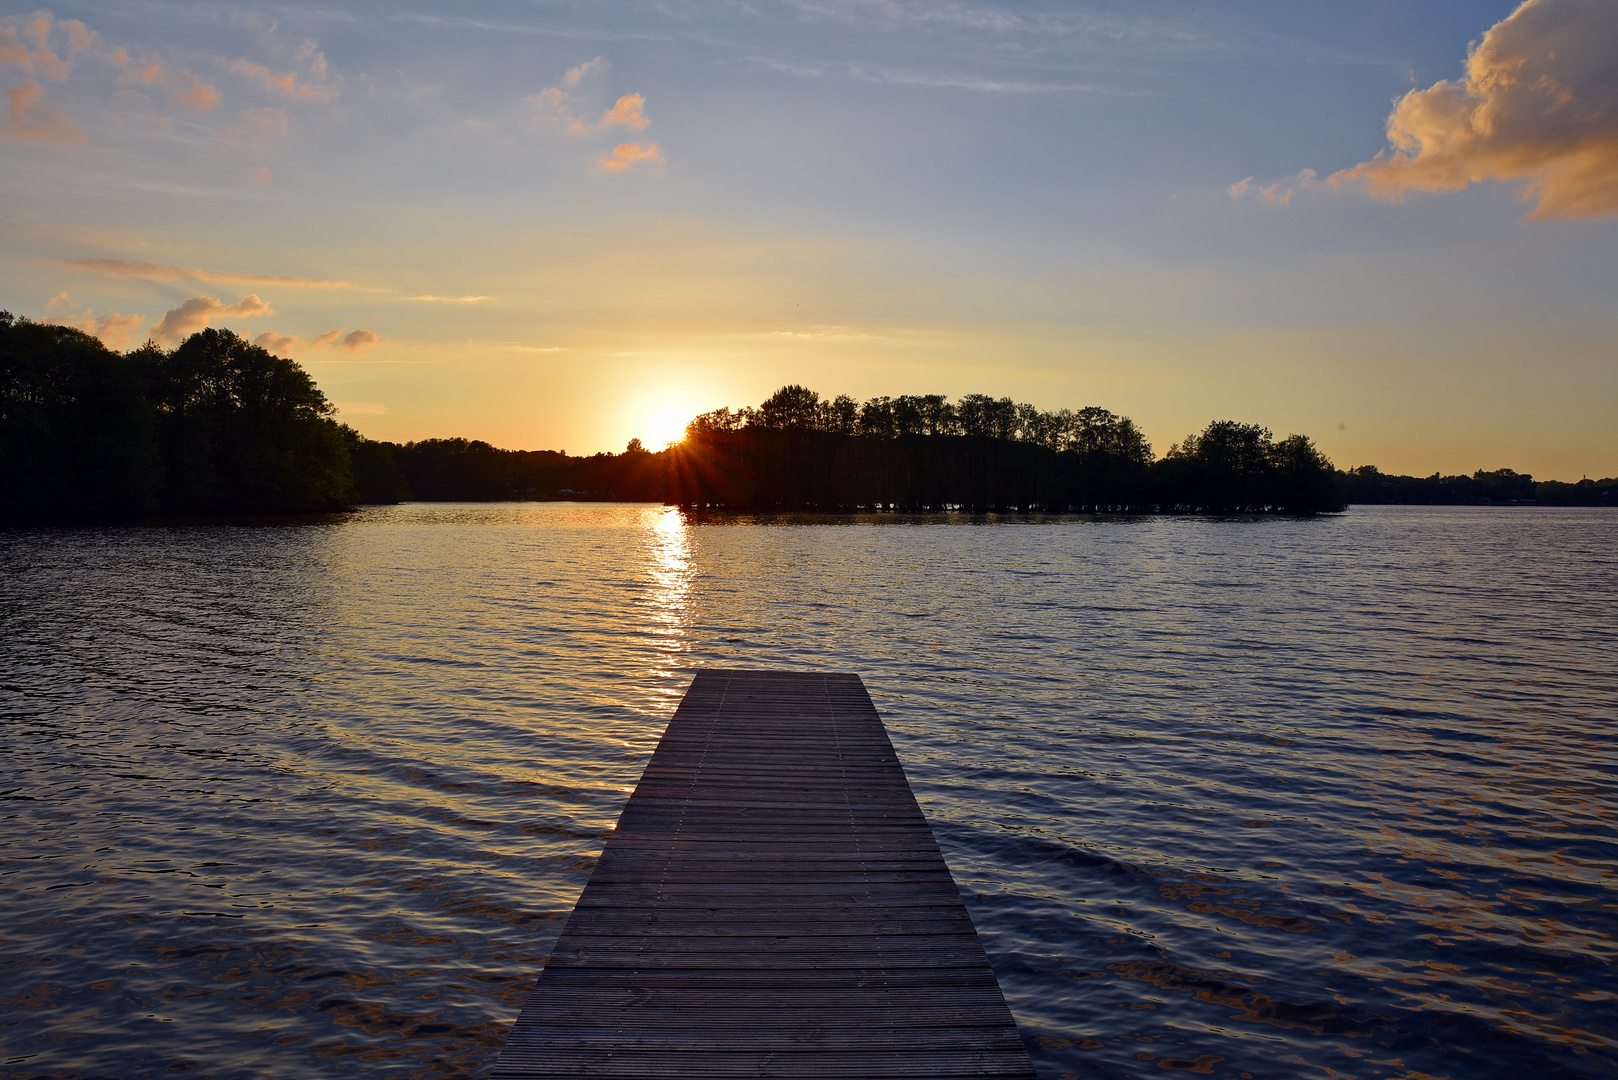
{"left": 3, "top": 314, "right": 1608, "bottom": 521}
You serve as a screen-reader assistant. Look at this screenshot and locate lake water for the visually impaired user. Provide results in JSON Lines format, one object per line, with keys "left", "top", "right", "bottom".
{"left": 2, "top": 503, "right": 1614, "bottom": 1080}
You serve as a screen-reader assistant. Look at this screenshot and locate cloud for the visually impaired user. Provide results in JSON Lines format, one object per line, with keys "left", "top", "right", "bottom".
{"left": 599, "top": 93, "right": 648, "bottom": 130}
{"left": 526, "top": 60, "right": 652, "bottom": 136}
{"left": 291, "top": 40, "right": 327, "bottom": 79}
{"left": 1228, "top": 168, "right": 1326, "bottom": 206}
{"left": 1, "top": 81, "right": 85, "bottom": 142}
{"left": 42, "top": 292, "right": 145, "bottom": 349}
{"left": 231, "top": 58, "right": 336, "bottom": 103}
{"left": 304, "top": 327, "right": 380, "bottom": 352}
{"left": 56, "top": 257, "right": 366, "bottom": 290}
{"left": 0, "top": 16, "right": 70, "bottom": 81}
{"left": 597, "top": 141, "right": 663, "bottom": 171}
{"left": 85, "top": 311, "right": 144, "bottom": 349}
{"left": 223, "top": 106, "right": 289, "bottom": 139}
{"left": 173, "top": 72, "right": 219, "bottom": 111}
{"left": 151, "top": 294, "right": 273, "bottom": 344}
{"left": 5, "top": 13, "right": 216, "bottom": 116}
{"left": 564, "top": 56, "right": 607, "bottom": 88}
{"left": 413, "top": 294, "right": 489, "bottom": 303}
{"left": 110, "top": 52, "right": 219, "bottom": 111}
{"left": 340, "top": 329, "right": 379, "bottom": 352}
{"left": 1327, "top": 0, "right": 1618, "bottom": 219}
{"left": 227, "top": 293, "right": 272, "bottom": 317}
{"left": 252, "top": 331, "right": 300, "bottom": 354}
{"left": 747, "top": 55, "right": 1120, "bottom": 95}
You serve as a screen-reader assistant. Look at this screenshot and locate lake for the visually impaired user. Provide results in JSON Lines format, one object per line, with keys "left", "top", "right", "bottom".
{"left": 2, "top": 503, "right": 1614, "bottom": 1079}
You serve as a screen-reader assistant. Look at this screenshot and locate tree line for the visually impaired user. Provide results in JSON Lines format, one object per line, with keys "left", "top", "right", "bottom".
{"left": 662, "top": 385, "right": 1342, "bottom": 513}
{"left": 5, "top": 316, "right": 1602, "bottom": 521}
{"left": 1341, "top": 465, "right": 1617, "bottom": 506}
{"left": 2, "top": 314, "right": 355, "bottom": 521}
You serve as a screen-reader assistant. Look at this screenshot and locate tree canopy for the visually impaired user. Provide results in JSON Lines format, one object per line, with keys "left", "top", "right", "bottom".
{"left": 671, "top": 386, "right": 1343, "bottom": 514}
{"left": 1, "top": 315, "right": 363, "bottom": 521}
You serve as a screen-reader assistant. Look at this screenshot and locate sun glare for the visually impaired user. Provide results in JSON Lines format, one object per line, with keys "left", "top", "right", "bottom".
{"left": 643, "top": 407, "right": 694, "bottom": 448}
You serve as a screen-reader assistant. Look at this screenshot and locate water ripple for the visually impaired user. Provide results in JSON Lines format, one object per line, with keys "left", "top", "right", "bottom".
{"left": 2, "top": 503, "right": 1614, "bottom": 1079}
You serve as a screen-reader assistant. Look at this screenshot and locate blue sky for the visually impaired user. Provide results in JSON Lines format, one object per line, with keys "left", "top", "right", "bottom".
{"left": 4, "top": 1, "right": 1615, "bottom": 476}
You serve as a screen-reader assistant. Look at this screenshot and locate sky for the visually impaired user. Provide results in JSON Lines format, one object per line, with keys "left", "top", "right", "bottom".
{"left": 3, "top": 0, "right": 1615, "bottom": 477}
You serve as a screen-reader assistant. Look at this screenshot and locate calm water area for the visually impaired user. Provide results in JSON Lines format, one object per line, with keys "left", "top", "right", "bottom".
{"left": 2, "top": 503, "right": 1614, "bottom": 1080}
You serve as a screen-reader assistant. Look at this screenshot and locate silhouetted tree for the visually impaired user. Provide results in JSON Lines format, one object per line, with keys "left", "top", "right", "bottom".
{"left": 665, "top": 390, "right": 1345, "bottom": 514}
{"left": 0, "top": 312, "right": 157, "bottom": 521}
{"left": 132, "top": 328, "right": 351, "bottom": 513}
{"left": 343, "top": 425, "right": 410, "bottom": 504}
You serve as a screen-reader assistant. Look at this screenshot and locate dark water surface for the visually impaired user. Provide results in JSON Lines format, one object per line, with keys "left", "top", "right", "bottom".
{"left": 2, "top": 504, "right": 1614, "bottom": 1080}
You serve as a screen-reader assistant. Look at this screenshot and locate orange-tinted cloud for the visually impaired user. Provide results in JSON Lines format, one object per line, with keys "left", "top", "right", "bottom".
{"left": 599, "top": 94, "right": 648, "bottom": 131}
{"left": 527, "top": 70, "right": 652, "bottom": 135}
{"left": 231, "top": 58, "right": 336, "bottom": 103}
{"left": 597, "top": 141, "right": 663, "bottom": 172}
{"left": 43, "top": 292, "right": 145, "bottom": 349}
{"left": 252, "top": 331, "right": 300, "bottom": 355}
{"left": 3, "top": 12, "right": 217, "bottom": 138}
{"left": 151, "top": 294, "right": 273, "bottom": 343}
{"left": 57, "top": 257, "right": 365, "bottom": 290}
{"left": 108, "top": 54, "right": 217, "bottom": 111}
{"left": 0, "top": 16, "right": 69, "bottom": 81}
{"left": 1, "top": 82, "right": 85, "bottom": 143}
{"left": 304, "top": 327, "right": 380, "bottom": 352}
{"left": 174, "top": 72, "right": 219, "bottom": 111}
{"left": 1328, "top": 0, "right": 1618, "bottom": 219}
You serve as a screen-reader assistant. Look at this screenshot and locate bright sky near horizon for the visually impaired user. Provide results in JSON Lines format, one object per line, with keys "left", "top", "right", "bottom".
{"left": 4, "top": 0, "right": 1615, "bottom": 477}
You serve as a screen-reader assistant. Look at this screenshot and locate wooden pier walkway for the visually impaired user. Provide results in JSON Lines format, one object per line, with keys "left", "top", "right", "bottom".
{"left": 492, "top": 668, "right": 1036, "bottom": 1079}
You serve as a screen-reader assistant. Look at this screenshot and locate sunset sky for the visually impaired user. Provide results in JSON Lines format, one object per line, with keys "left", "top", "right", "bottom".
{"left": 4, "top": 0, "right": 1615, "bottom": 477}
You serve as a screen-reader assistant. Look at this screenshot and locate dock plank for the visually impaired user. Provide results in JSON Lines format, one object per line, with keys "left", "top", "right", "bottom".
{"left": 491, "top": 669, "right": 1036, "bottom": 1080}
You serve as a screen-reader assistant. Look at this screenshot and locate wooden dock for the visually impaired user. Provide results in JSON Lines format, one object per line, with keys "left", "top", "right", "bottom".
{"left": 491, "top": 668, "right": 1036, "bottom": 1079}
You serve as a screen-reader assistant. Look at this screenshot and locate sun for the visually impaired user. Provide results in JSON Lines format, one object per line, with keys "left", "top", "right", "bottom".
{"left": 642, "top": 406, "right": 694, "bottom": 449}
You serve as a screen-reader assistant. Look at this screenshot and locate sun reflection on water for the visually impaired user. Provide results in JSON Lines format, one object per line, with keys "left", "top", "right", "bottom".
{"left": 641, "top": 506, "right": 694, "bottom": 692}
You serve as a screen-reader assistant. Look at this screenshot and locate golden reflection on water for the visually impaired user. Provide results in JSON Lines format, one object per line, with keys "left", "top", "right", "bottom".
{"left": 641, "top": 506, "right": 694, "bottom": 702}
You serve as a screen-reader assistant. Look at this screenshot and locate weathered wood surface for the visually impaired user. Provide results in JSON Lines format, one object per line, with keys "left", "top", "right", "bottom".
{"left": 492, "top": 668, "right": 1036, "bottom": 1079}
